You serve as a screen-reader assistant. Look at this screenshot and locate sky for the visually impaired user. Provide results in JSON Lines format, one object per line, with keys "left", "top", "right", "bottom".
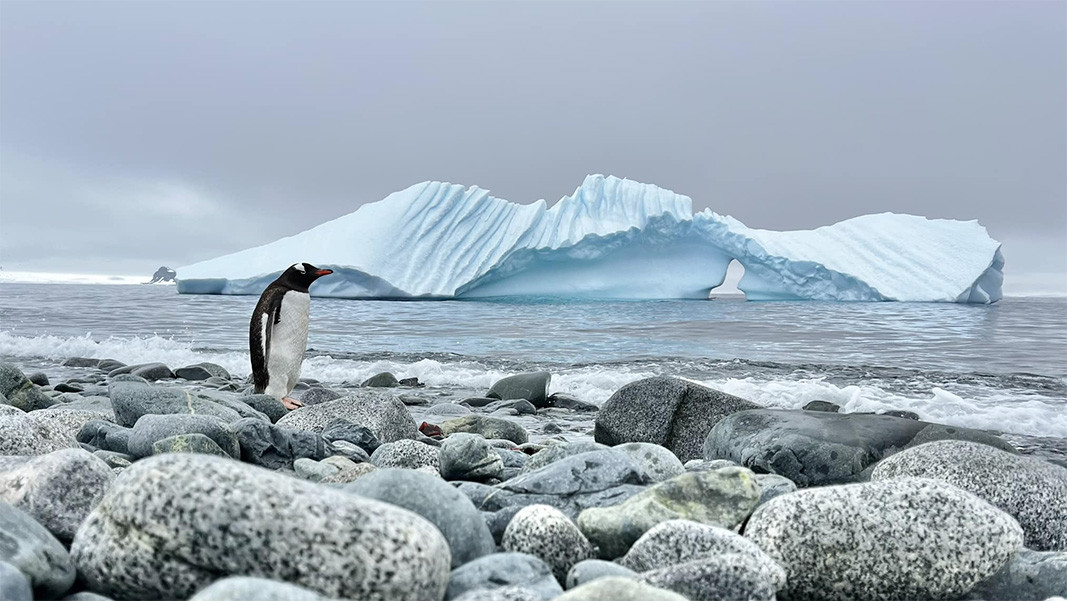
{"left": 1, "top": 1, "right": 1064, "bottom": 295}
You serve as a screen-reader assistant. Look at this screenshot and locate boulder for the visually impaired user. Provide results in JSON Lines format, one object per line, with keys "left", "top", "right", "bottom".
{"left": 276, "top": 391, "right": 417, "bottom": 442}
{"left": 703, "top": 409, "right": 1016, "bottom": 487}
{"left": 564, "top": 559, "right": 638, "bottom": 589}
{"left": 0, "top": 363, "right": 56, "bottom": 411}
{"left": 611, "top": 443, "right": 684, "bottom": 482}
{"left": 445, "top": 553, "right": 563, "bottom": 601}
{"left": 343, "top": 468, "right": 495, "bottom": 567}
{"left": 965, "top": 548, "right": 1067, "bottom": 601}
{"left": 109, "top": 377, "right": 241, "bottom": 427}
{"left": 24, "top": 407, "right": 116, "bottom": 442}
{"left": 295, "top": 387, "right": 344, "bottom": 406}
{"left": 440, "top": 415, "right": 528, "bottom": 445}
{"left": 128, "top": 414, "right": 240, "bottom": 459}
{"left": 595, "top": 377, "right": 758, "bottom": 462}
{"left": 744, "top": 478, "right": 1024, "bottom": 601}
{"left": 370, "top": 439, "right": 440, "bottom": 473}
{"left": 0, "top": 449, "right": 114, "bottom": 542}
{"left": 577, "top": 467, "right": 760, "bottom": 559}
{"left": 230, "top": 417, "right": 329, "bottom": 470}
{"left": 871, "top": 440, "right": 1067, "bottom": 550}
{"left": 187, "top": 576, "right": 334, "bottom": 601}
{"left": 555, "top": 577, "right": 686, "bottom": 601}
{"left": 502, "top": 505, "right": 595, "bottom": 582}
{"left": 440, "top": 433, "right": 505, "bottom": 481}
{"left": 70, "top": 454, "right": 451, "bottom": 601}
{"left": 0, "top": 501, "right": 76, "bottom": 598}
{"left": 487, "top": 372, "right": 552, "bottom": 407}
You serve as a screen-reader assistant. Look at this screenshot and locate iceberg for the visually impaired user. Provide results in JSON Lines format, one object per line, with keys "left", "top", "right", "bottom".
{"left": 176, "top": 175, "right": 1003, "bottom": 303}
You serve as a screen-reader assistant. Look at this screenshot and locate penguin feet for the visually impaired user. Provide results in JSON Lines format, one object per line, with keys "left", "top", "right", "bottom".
{"left": 282, "top": 396, "right": 304, "bottom": 410}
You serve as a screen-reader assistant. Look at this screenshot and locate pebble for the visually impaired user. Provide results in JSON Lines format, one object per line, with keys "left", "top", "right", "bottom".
{"left": 965, "top": 548, "right": 1067, "bottom": 601}
{"left": 239, "top": 394, "right": 288, "bottom": 423}
{"left": 502, "top": 505, "right": 595, "bottom": 582}
{"left": 321, "top": 419, "right": 381, "bottom": 454}
{"left": 440, "top": 415, "right": 529, "bottom": 445}
{"left": 361, "top": 372, "right": 399, "bottom": 387}
{"left": 440, "top": 433, "right": 505, "bottom": 481}
{"left": 370, "top": 439, "right": 441, "bottom": 472}
{"left": 445, "top": 552, "right": 563, "bottom": 601}
{"left": 640, "top": 555, "right": 778, "bottom": 601}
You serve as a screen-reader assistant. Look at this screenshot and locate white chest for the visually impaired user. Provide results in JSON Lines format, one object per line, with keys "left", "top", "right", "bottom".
{"left": 265, "top": 291, "right": 310, "bottom": 394}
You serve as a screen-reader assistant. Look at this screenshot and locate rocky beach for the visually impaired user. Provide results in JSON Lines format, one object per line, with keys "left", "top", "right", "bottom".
{"left": 1, "top": 357, "right": 1065, "bottom": 601}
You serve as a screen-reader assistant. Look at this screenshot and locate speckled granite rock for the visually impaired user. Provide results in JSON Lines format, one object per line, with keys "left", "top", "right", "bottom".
{"left": 871, "top": 440, "right": 1067, "bottom": 551}
{"left": 621, "top": 520, "right": 784, "bottom": 589}
{"left": 445, "top": 553, "right": 563, "bottom": 601}
{"left": 0, "top": 561, "right": 33, "bottom": 601}
{"left": 187, "top": 576, "right": 336, "bottom": 601}
{"left": 578, "top": 467, "right": 760, "bottom": 559}
{"left": 22, "top": 407, "right": 116, "bottom": 442}
{"left": 440, "top": 415, "right": 529, "bottom": 445}
{"left": 0, "top": 449, "right": 115, "bottom": 541}
{"left": 611, "top": 443, "right": 684, "bottom": 482}
{"left": 565, "top": 560, "right": 638, "bottom": 589}
{"left": 502, "top": 505, "right": 594, "bottom": 582}
{"left": 965, "top": 548, "right": 1067, "bottom": 601}
{"left": 745, "top": 477, "right": 1024, "bottom": 601}
{"left": 70, "top": 454, "right": 451, "bottom": 601}
{"left": 0, "top": 501, "right": 75, "bottom": 598}
{"left": 440, "top": 433, "right": 504, "bottom": 481}
{"left": 128, "top": 414, "right": 239, "bottom": 459}
{"left": 640, "top": 555, "right": 778, "bottom": 601}
{"left": 518, "top": 442, "right": 609, "bottom": 474}
{"left": 276, "top": 390, "right": 417, "bottom": 442}
{"left": 370, "top": 439, "right": 441, "bottom": 472}
{"left": 452, "top": 585, "right": 543, "bottom": 601}
{"left": 556, "top": 577, "right": 687, "bottom": 601}
{"left": 595, "top": 376, "right": 759, "bottom": 462}
{"left": 109, "top": 377, "right": 240, "bottom": 427}
{"left": 0, "top": 412, "right": 79, "bottom": 455}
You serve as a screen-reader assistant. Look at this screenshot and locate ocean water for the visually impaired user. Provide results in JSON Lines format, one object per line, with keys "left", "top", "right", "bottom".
{"left": 1, "top": 283, "right": 1065, "bottom": 441}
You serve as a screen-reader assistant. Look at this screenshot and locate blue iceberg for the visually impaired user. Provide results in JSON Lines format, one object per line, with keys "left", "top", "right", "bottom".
{"left": 176, "top": 175, "right": 1004, "bottom": 303}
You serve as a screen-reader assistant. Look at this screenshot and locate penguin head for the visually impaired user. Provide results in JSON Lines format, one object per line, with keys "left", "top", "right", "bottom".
{"left": 278, "top": 262, "right": 333, "bottom": 292}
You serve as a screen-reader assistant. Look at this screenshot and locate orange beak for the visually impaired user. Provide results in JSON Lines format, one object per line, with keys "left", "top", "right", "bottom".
{"left": 315, "top": 269, "right": 333, "bottom": 276}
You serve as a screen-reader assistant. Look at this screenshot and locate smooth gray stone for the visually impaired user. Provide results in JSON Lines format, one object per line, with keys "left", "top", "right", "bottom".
{"left": 296, "top": 387, "right": 344, "bottom": 406}
{"left": 152, "top": 433, "right": 231, "bottom": 457}
{"left": 453, "top": 586, "right": 543, "bottom": 601}
{"left": 230, "top": 417, "right": 329, "bottom": 470}
{"left": 441, "top": 415, "right": 529, "bottom": 445}
{"left": 483, "top": 399, "right": 538, "bottom": 415}
{"left": 62, "top": 357, "right": 100, "bottom": 368}
{"left": 427, "top": 403, "right": 473, "bottom": 416}
{"left": 565, "top": 559, "right": 638, "bottom": 589}
{"left": 240, "top": 394, "right": 288, "bottom": 423}
{"left": 459, "top": 397, "right": 500, "bottom": 408}
{"left": 0, "top": 501, "right": 75, "bottom": 598}
{"left": 754, "top": 473, "right": 796, "bottom": 505}
{"left": 0, "top": 362, "right": 56, "bottom": 411}
{"left": 802, "top": 400, "right": 840, "bottom": 412}
{"left": 276, "top": 390, "right": 418, "bottom": 442}
{"left": 0, "top": 561, "right": 33, "bottom": 601}
{"left": 70, "top": 454, "right": 451, "bottom": 601}
{"left": 446, "top": 553, "right": 563, "bottom": 601}
{"left": 174, "top": 362, "right": 230, "bottom": 381}
{"left": 370, "top": 439, "right": 440, "bottom": 472}
{"left": 641, "top": 555, "right": 777, "bottom": 601}
{"left": 487, "top": 372, "right": 552, "bottom": 407}
{"left": 486, "top": 506, "right": 525, "bottom": 545}
{"left": 520, "top": 442, "right": 609, "bottom": 474}
{"left": 294, "top": 458, "right": 340, "bottom": 482}
{"left": 361, "top": 372, "right": 399, "bottom": 388}
{"left": 494, "top": 448, "right": 529, "bottom": 469}
{"left": 557, "top": 577, "right": 686, "bottom": 601}
{"left": 503, "top": 505, "right": 594, "bottom": 582}
{"left": 321, "top": 420, "right": 380, "bottom": 454}
{"left": 27, "top": 373, "right": 49, "bottom": 386}
{"left": 344, "top": 468, "right": 495, "bottom": 567}
{"left": 96, "top": 359, "right": 126, "bottom": 372}
{"left": 684, "top": 459, "right": 737, "bottom": 472}
{"left": 966, "top": 548, "right": 1067, "bottom": 601}
{"left": 92, "top": 450, "right": 133, "bottom": 469}
{"left": 54, "top": 382, "right": 84, "bottom": 393}
{"left": 745, "top": 478, "right": 1024, "bottom": 601}
{"left": 0, "top": 449, "right": 114, "bottom": 541}
{"left": 703, "top": 409, "right": 1016, "bottom": 487}
{"left": 440, "top": 433, "right": 505, "bottom": 481}
{"left": 109, "top": 377, "right": 240, "bottom": 427}
{"left": 612, "top": 443, "right": 684, "bottom": 483}
{"left": 200, "top": 395, "right": 270, "bottom": 422}
{"left": 872, "top": 440, "right": 1067, "bottom": 551}
{"left": 543, "top": 393, "right": 598, "bottom": 412}
{"left": 188, "top": 576, "right": 335, "bottom": 601}
{"left": 595, "top": 376, "right": 759, "bottom": 462}
{"left": 107, "top": 362, "right": 174, "bottom": 381}
{"left": 128, "top": 414, "right": 239, "bottom": 459}
{"left": 62, "top": 593, "right": 116, "bottom": 601}
{"left": 77, "top": 420, "right": 131, "bottom": 454}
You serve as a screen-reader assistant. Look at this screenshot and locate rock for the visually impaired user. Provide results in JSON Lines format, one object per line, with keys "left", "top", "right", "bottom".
{"left": 441, "top": 415, "right": 528, "bottom": 445}
{"left": 556, "top": 577, "right": 686, "bottom": 601}
{"left": 494, "top": 448, "right": 528, "bottom": 469}
{"left": 684, "top": 458, "right": 737, "bottom": 472}
{"left": 320, "top": 461, "right": 376, "bottom": 484}
{"left": 0, "top": 561, "right": 33, "bottom": 601}
{"left": 27, "top": 372, "right": 49, "bottom": 386}
{"left": 54, "top": 383, "right": 84, "bottom": 393}
{"left": 62, "top": 593, "right": 116, "bottom": 601}
{"left": 802, "top": 400, "right": 840, "bottom": 412}
{"left": 703, "top": 409, "right": 1017, "bottom": 487}
{"left": 92, "top": 450, "right": 133, "bottom": 469}
{"left": 487, "top": 372, "right": 552, "bottom": 407}
{"left": 146, "top": 266, "right": 176, "bottom": 284}
{"left": 490, "top": 450, "right": 650, "bottom": 515}
{"left": 0, "top": 449, "right": 115, "bottom": 542}
{"left": 370, "top": 439, "right": 440, "bottom": 472}
{"left": 398, "top": 377, "right": 422, "bottom": 387}
{"left": 502, "top": 505, "right": 594, "bottom": 582}
{"left": 0, "top": 363, "right": 56, "bottom": 411}
{"left": 621, "top": 520, "right": 784, "bottom": 589}
{"left": 152, "top": 433, "right": 231, "bottom": 457}
{"left": 235, "top": 394, "right": 286, "bottom": 423}
{"left": 362, "top": 372, "right": 399, "bottom": 388}
{"left": 744, "top": 477, "right": 1024, "bottom": 601}
{"left": 109, "top": 377, "right": 241, "bottom": 427}
{"left": 754, "top": 473, "right": 796, "bottom": 504}
{"left": 205, "top": 395, "right": 271, "bottom": 422}
{"left": 440, "top": 433, "right": 505, "bottom": 481}
{"left": 96, "top": 359, "right": 126, "bottom": 372}
{"left": 128, "top": 414, "right": 240, "bottom": 459}
{"left": 107, "top": 362, "right": 174, "bottom": 381}
{"left": 611, "top": 443, "right": 684, "bottom": 482}
{"left": 966, "top": 548, "right": 1067, "bottom": 601}
{"left": 577, "top": 467, "right": 760, "bottom": 559}
{"left": 641, "top": 555, "right": 778, "bottom": 601}
{"left": 882, "top": 409, "right": 921, "bottom": 420}
{"left": 426, "top": 402, "right": 473, "bottom": 416}
{"left": 520, "top": 442, "right": 610, "bottom": 474}
{"left": 276, "top": 390, "right": 417, "bottom": 442}
{"left": 70, "top": 453, "right": 451, "bottom": 601}
{"left": 325, "top": 440, "right": 371, "bottom": 463}
{"left": 0, "top": 501, "right": 76, "bottom": 598}
{"left": 484, "top": 399, "right": 538, "bottom": 416}
{"left": 871, "top": 440, "right": 1067, "bottom": 551}
{"left": 343, "top": 468, "right": 495, "bottom": 567}
{"left": 230, "top": 417, "right": 329, "bottom": 470}
{"left": 453, "top": 586, "right": 542, "bottom": 601}
{"left": 296, "top": 387, "right": 344, "bottom": 406}
{"left": 187, "top": 576, "right": 335, "bottom": 601}
{"left": 398, "top": 394, "right": 429, "bottom": 405}
{"left": 294, "top": 457, "right": 340, "bottom": 482}
{"left": 543, "top": 393, "right": 598, "bottom": 412}
{"left": 321, "top": 420, "right": 380, "bottom": 454}
{"left": 63, "top": 357, "right": 100, "bottom": 368}
{"left": 0, "top": 412, "right": 79, "bottom": 455}
{"left": 76, "top": 420, "right": 130, "bottom": 454}
{"left": 540, "top": 422, "right": 562, "bottom": 434}
{"left": 174, "top": 362, "right": 230, "bottom": 381}
{"left": 565, "top": 560, "right": 638, "bottom": 589}
{"left": 595, "top": 376, "right": 759, "bottom": 462}
{"left": 24, "top": 407, "right": 116, "bottom": 442}
{"left": 446, "top": 553, "right": 563, "bottom": 601}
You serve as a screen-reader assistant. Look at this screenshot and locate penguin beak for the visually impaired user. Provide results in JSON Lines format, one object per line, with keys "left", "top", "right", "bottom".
{"left": 315, "top": 269, "right": 333, "bottom": 276}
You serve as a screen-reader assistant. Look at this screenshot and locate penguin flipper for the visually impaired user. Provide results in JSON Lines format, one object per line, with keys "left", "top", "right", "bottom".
{"left": 251, "top": 292, "right": 285, "bottom": 394}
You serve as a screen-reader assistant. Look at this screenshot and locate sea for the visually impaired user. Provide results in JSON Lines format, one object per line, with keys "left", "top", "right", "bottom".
{"left": 1, "top": 282, "right": 1065, "bottom": 454}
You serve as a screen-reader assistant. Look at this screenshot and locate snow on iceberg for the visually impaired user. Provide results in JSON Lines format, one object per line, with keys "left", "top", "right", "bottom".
{"left": 176, "top": 175, "right": 1003, "bottom": 303}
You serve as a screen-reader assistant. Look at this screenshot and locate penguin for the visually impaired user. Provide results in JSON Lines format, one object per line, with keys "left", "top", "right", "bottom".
{"left": 249, "top": 262, "right": 333, "bottom": 410}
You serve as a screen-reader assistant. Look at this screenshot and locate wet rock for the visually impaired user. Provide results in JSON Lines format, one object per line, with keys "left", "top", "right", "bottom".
{"left": 128, "top": 414, "right": 240, "bottom": 459}
{"left": 230, "top": 417, "right": 329, "bottom": 470}
{"left": 802, "top": 400, "right": 840, "bottom": 412}
{"left": 96, "top": 359, "right": 126, "bottom": 372}
{"left": 174, "top": 362, "right": 230, "bottom": 381}
{"left": 641, "top": 555, "right": 777, "bottom": 601}
{"left": 965, "top": 548, "right": 1067, "bottom": 601}
{"left": 441, "top": 415, "right": 528, "bottom": 445}
{"left": 239, "top": 394, "right": 288, "bottom": 423}
{"left": 557, "top": 577, "right": 686, "bottom": 601}
{"left": 484, "top": 399, "right": 538, "bottom": 416}
{"left": 276, "top": 390, "right": 417, "bottom": 442}
{"left": 0, "top": 501, "right": 76, "bottom": 598}
{"left": 872, "top": 440, "right": 1067, "bottom": 551}
{"left": 320, "top": 460, "right": 377, "bottom": 484}
{"left": 565, "top": 559, "right": 638, "bottom": 589}
{"left": 152, "top": 433, "right": 230, "bottom": 457}
{"left": 362, "top": 372, "right": 399, "bottom": 388}
{"left": 0, "top": 560, "right": 33, "bottom": 601}
{"left": 754, "top": 473, "right": 796, "bottom": 504}
{"left": 519, "top": 442, "right": 609, "bottom": 474}
{"left": 745, "top": 477, "right": 1024, "bottom": 601}
{"left": 63, "top": 357, "right": 100, "bottom": 368}
{"left": 107, "top": 362, "right": 174, "bottom": 381}
{"left": 295, "top": 387, "right": 344, "bottom": 406}
{"left": 611, "top": 443, "right": 684, "bottom": 482}
{"left": 595, "top": 376, "right": 759, "bottom": 462}
{"left": 187, "top": 576, "right": 335, "bottom": 601}
{"left": 544, "top": 393, "right": 598, "bottom": 412}
{"left": 54, "top": 383, "right": 84, "bottom": 393}
{"left": 503, "top": 505, "right": 594, "bottom": 582}
{"left": 487, "top": 372, "right": 552, "bottom": 407}
{"left": 110, "top": 377, "right": 240, "bottom": 427}
{"left": 0, "top": 363, "right": 56, "bottom": 411}
{"left": 453, "top": 586, "right": 542, "bottom": 601}
{"left": 446, "top": 552, "right": 563, "bottom": 601}
{"left": 92, "top": 450, "right": 133, "bottom": 469}
{"left": 321, "top": 420, "right": 380, "bottom": 454}
{"left": 0, "top": 449, "right": 115, "bottom": 542}
{"left": 344, "top": 468, "right": 495, "bottom": 567}
{"left": 577, "top": 467, "right": 760, "bottom": 559}
{"left": 0, "top": 412, "right": 79, "bottom": 455}
{"left": 440, "top": 433, "right": 504, "bottom": 481}
{"left": 70, "top": 454, "right": 451, "bottom": 601}
{"left": 325, "top": 440, "right": 371, "bottom": 463}
{"left": 27, "top": 373, "right": 49, "bottom": 386}
{"left": 76, "top": 420, "right": 130, "bottom": 454}
{"left": 370, "top": 439, "right": 440, "bottom": 472}
{"left": 703, "top": 409, "right": 1017, "bottom": 487}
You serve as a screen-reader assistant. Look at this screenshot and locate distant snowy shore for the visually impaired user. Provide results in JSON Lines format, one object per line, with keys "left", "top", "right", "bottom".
{"left": 0, "top": 271, "right": 150, "bottom": 285}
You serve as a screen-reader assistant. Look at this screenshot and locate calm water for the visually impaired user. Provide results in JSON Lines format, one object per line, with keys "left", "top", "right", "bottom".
{"left": 1, "top": 283, "right": 1065, "bottom": 439}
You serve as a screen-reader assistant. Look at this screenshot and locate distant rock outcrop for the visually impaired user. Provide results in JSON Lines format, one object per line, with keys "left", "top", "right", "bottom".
{"left": 146, "top": 266, "right": 176, "bottom": 284}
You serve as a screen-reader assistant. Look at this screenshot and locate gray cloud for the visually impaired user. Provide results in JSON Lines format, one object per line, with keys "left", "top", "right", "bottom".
{"left": 2, "top": 1, "right": 1063, "bottom": 292}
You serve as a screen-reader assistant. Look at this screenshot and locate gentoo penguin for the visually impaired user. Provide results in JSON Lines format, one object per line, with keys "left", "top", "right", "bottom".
{"left": 249, "top": 262, "right": 333, "bottom": 410}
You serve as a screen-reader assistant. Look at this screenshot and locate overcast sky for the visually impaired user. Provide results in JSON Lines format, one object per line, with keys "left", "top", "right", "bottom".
{"left": 1, "top": 1, "right": 1064, "bottom": 294}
